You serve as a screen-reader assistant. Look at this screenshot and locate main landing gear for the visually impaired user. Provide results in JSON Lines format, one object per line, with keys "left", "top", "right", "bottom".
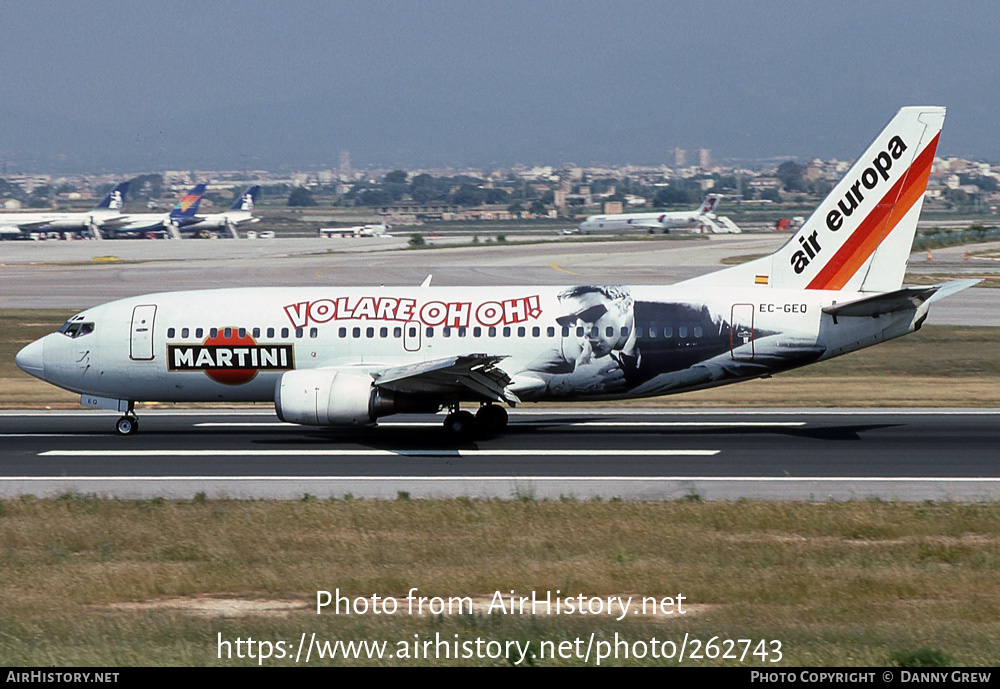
{"left": 443, "top": 403, "right": 509, "bottom": 438}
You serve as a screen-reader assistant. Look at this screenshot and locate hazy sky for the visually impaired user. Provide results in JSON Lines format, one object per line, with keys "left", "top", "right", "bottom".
{"left": 1, "top": 0, "right": 998, "bottom": 173}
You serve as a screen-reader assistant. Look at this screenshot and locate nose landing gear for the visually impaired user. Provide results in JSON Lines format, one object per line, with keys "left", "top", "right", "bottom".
{"left": 115, "top": 414, "right": 139, "bottom": 436}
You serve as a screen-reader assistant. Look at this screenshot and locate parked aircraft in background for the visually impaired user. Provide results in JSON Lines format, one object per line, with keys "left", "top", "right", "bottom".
{"left": 17, "top": 107, "right": 971, "bottom": 438}
{"left": 176, "top": 186, "right": 262, "bottom": 238}
{"left": 319, "top": 222, "right": 391, "bottom": 238}
{"left": 109, "top": 184, "right": 207, "bottom": 238}
{"left": 0, "top": 182, "right": 130, "bottom": 240}
{"left": 578, "top": 194, "right": 741, "bottom": 234}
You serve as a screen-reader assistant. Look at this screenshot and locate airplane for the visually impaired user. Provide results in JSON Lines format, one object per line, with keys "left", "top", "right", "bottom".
{"left": 578, "top": 194, "right": 742, "bottom": 234}
{"left": 108, "top": 183, "right": 207, "bottom": 239}
{"left": 16, "top": 106, "right": 974, "bottom": 438}
{"left": 318, "top": 221, "right": 391, "bottom": 238}
{"left": 0, "top": 182, "right": 130, "bottom": 240}
{"left": 172, "top": 185, "right": 262, "bottom": 238}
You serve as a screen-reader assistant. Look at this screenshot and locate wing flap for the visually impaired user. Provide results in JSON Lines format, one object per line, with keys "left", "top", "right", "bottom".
{"left": 374, "top": 354, "right": 518, "bottom": 404}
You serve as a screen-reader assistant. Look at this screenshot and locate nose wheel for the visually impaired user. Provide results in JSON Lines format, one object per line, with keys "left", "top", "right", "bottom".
{"left": 116, "top": 415, "right": 139, "bottom": 436}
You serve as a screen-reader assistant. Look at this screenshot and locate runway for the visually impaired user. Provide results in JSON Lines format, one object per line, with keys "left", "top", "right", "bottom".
{"left": 2, "top": 408, "right": 999, "bottom": 502}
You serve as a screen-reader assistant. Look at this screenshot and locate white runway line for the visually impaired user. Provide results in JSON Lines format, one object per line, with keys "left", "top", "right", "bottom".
{"left": 6, "top": 476, "right": 1000, "bottom": 483}
{"left": 40, "top": 449, "right": 719, "bottom": 458}
{"left": 193, "top": 421, "right": 806, "bottom": 428}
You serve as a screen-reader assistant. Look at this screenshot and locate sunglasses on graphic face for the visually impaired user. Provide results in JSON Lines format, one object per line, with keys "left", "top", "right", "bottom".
{"left": 555, "top": 303, "right": 609, "bottom": 327}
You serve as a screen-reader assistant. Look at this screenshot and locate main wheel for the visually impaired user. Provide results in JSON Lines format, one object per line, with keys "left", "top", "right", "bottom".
{"left": 476, "top": 405, "right": 508, "bottom": 434}
{"left": 116, "top": 416, "right": 138, "bottom": 436}
{"left": 444, "top": 410, "right": 477, "bottom": 438}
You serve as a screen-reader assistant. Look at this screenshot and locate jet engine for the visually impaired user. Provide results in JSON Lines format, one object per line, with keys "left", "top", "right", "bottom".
{"left": 274, "top": 369, "right": 438, "bottom": 426}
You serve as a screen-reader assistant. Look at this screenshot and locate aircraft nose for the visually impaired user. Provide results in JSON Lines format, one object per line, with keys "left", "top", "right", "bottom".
{"left": 15, "top": 338, "right": 45, "bottom": 377}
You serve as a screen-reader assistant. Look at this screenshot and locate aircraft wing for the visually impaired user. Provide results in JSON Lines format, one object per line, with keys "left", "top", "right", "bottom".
{"left": 822, "top": 279, "right": 980, "bottom": 318}
{"left": 12, "top": 220, "right": 51, "bottom": 231}
{"left": 373, "top": 354, "right": 519, "bottom": 404}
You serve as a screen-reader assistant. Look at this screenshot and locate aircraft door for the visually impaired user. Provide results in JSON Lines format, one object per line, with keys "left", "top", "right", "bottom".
{"left": 730, "top": 303, "right": 755, "bottom": 360}
{"left": 403, "top": 320, "right": 421, "bottom": 352}
{"left": 130, "top": 304, "right": 157, "bottom": 360}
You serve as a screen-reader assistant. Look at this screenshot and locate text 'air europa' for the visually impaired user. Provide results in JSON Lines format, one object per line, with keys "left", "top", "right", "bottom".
{"left": 284, "top": 295, "right": 543, "bottom": 329}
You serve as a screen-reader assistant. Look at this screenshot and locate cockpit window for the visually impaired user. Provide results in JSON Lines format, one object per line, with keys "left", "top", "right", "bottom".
{"left": 58, "top": 319, "right": 95, "bottom": 338}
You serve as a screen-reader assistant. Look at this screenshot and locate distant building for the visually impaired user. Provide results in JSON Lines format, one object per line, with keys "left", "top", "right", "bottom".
{"left": 697, "top": 147, "right": 711, "bottom": 169}
{"left": 603, "top": 201, "right": 623, "bottom": 214}
{"left": 672, "top": 148, "right": 687, "bottom": 168}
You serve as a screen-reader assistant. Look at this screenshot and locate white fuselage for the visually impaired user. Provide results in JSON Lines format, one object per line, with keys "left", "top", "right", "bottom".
{"left": 18, "top": 284, "right": 926, "bottom": 413}
{"left": 578, "top": 210, "right": 705, "bottom": 232}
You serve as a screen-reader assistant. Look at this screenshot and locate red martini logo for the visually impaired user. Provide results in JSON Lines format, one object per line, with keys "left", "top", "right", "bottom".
{"left": 167, "top": 328, "right": 294, "bottom": 385}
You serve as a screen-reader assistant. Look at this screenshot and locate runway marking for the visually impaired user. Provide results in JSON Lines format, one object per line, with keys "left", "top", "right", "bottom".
{"left": 193, "top": 421, "right": 806, "bottom": 428}
{"left": 40, "top": 449, "right": 719, "bottom": 458}
{"left": 6, "top": 476, "right": 1000, "bottom": 483}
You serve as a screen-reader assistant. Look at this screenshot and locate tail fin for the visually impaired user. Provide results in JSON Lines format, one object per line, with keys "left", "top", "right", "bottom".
{"left": 169, "top": 183, "right": 207, "bottom": 221}
{"left": 229, "top": 185, "right": 261, "bottom": 211}
{"left": 681, "top": 107, "right": 945, "bottom": 293}
{"left": 94, "top": 181, "right": 129, "bottom": 210}
{"left": 699, "top": 194, "right": 720, "bottom": 214}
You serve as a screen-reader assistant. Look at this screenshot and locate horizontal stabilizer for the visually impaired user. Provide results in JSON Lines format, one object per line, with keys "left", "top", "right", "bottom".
{"left": 822, "top": 279, "right": 980, "bottom": 318}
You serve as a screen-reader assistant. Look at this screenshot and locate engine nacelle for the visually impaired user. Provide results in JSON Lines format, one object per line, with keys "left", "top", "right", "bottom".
{"left": 275, "top": 369, "right": 376, "bottom": 426}
{"left": 274, "top": 369, "right": 441, "bottom": 426}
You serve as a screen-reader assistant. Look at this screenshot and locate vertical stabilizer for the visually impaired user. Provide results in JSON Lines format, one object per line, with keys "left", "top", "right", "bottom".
{"left": 680, "top": 107, "right": 944, "bottom": 293}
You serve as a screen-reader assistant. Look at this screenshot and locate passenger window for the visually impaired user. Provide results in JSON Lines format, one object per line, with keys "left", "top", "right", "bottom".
{"left": 252, "top": 328, "right": 260, "bottom": 338}
{"left": 458, "top": 327, "right": 467, "bottom": 337}
{"left": 339, "top": 327, "right": 347, "bottom": 338}
{"left": 224, "top": 328, "right": 232, "bottom": 338}
{"left": 694, "top": 326, "right": 703, "bottom": 338}
{"left": 621, "top": 327, "right": 629, "bottom": 338}
{"left": 664, "top": 326, "right": 673, "bottom": 338}
{"left": 562, "top": 326, "right": 570, "bottom": 337}
{"left": 518, "top": 327, "right": 526, "bottom": 337}
{"left": 679, "top": 326, "right": 688, "bottom": 338}
{"left": 167, "top": 327, "right": 175, "bottom": 338}
{"left": 267, "top": 327, "right": 275, "bottom": 338}
{"left": 366, "top": 327, "right": 374, "bottom": 338}
{"left": 394, "top": 327, "right": 402, "bottom": 337}
{"left": 281, "top": 328, "right": 289, "bottom": 338}
{"left": 380, "top": 327, "right": 388, "bottom": 338}
{"left": 605, "top": 326, "right": 613, "bottom": 338}
{"left": 196, "top": 328, "right": 204, "bottom": 338}
{"left": 210, "top": 328, "right": 218, "bottom": 338}
{"left": 310, "top": 328, "right": 318, "bottom": 338}
{"left": 503, "top": 327, "right": 511, "bottom": 337}
{"left": 488, "top": 327, "right": 497, "bottom": 337}
{"left": 576, "top": 327, "right": 584, "bottom": 337}
{"left": 443, "top": 327, "right": 451, "bottom": 338}
{"left": 182, "top": 327, "right": 190, "bottom": 338}
{"left": 648, "top": 326, "right": 657, "bottom": 338}
{"left": 473, "top": 327, "right": 482, "bottom": 337}
{"left": 547, "top": 327, "right": 555, "bottom": 337}
{"left": 295, "top": 328, "right": 304, "bottom": 338}
{"left": 532, "top": 326, "right": 540, "bottom": 337}
{"left": 238, "top": 328, "right": 246, "bottom": 338}
{"left": 426, "top": 327, "right": 434, "bottom": 338}
{"left": 353, "top": 328, "right": 361, "bottom": 338}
